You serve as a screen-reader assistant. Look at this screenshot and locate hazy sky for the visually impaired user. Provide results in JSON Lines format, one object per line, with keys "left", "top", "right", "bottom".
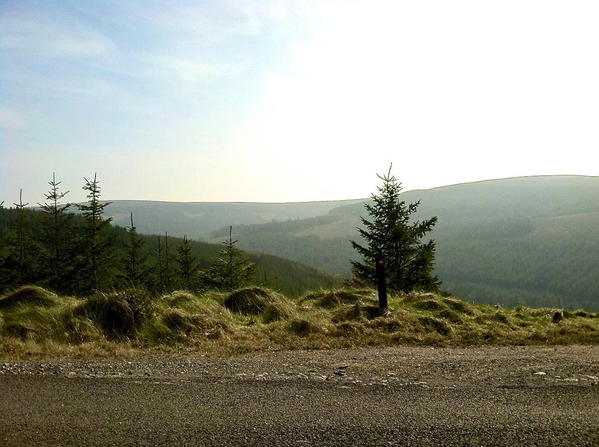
{"left": 1, "top": 0, "right": 598, "bottom": 204}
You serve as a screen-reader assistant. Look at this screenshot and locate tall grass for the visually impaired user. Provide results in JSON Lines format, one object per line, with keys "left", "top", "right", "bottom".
{"left": 0, "top": 285, "right": 597, "bottom": 359}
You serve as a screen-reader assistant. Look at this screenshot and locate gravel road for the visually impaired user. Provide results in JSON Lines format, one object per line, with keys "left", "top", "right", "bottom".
{"left": 1, "top": 346, "right": 598, "bottom": 446}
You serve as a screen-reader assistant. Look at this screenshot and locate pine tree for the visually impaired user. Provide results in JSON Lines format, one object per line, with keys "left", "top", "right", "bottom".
{"left": 12, "top": 189, "right": 31, "bottom": 284}
{"left": 153, "top": 233, "right": 174, "bottom": 292}
{"left": 123, "top": 212, "right": 146, "bottom": 287}
{"left": 176, "top": 235, "right": 198, "bottom": 290}
{"left": 38, "top": 173, "right": 73, "bottom": 291}
{"left": 207, "top": 226, "right": 254, "bottom": 290}
{"left": 76, "top": 174, "right": 115, "bottom": 292}
{"left": 351, "top": 165, "right": 440, "bottom": 292}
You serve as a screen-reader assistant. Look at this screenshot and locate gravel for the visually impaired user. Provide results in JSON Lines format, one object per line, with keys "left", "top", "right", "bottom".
{"left": 1, "top": 345, "right": 598, "bottom": 446}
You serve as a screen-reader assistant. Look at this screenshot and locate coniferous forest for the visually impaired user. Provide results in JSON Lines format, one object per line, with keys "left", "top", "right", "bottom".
{"left": 0, "top": 174, "right": 338, "bottom": 298}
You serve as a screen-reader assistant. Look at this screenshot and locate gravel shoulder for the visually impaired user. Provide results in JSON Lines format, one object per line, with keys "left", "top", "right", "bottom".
{"left": 1, "top": 346, "right": 598, "bottom": 446}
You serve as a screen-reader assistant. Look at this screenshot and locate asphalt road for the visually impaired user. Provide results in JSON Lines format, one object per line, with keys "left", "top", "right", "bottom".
{"left": 1, "top": 346, "right": 598, "bottom": 446}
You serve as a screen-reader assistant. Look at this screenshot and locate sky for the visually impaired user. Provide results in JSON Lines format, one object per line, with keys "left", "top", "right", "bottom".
{"left": 1, "top": 0, "right": 598, "bottom": 204}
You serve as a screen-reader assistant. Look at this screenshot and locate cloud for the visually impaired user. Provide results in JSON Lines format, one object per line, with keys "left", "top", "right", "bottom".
{"left": 153, "top": 56, "right": 244, "bottom": 82}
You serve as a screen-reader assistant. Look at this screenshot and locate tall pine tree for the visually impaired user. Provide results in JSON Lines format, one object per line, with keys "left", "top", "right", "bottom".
{"left": 351, "top": 165, "right": 440, "bottom": 292}
{"left": 38, "top": 173, "right": 74, "bottom": 291}
{"left": 76, "top": 174, "right": 116, "bottom": 292}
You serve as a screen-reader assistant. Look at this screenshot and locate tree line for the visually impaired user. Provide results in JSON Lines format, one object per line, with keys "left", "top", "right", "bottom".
{"left": 0, "top": 173, "right": 254, "bottom": 295}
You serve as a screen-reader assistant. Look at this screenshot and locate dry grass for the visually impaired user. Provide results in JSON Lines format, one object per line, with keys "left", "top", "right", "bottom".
{"left": 0, "top": 285, "right": 597, "bottom": 359}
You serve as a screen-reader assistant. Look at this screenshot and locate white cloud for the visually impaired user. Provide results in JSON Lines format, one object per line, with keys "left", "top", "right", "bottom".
{"left": 141, "top": 54, "right": 244, "bottom": 83}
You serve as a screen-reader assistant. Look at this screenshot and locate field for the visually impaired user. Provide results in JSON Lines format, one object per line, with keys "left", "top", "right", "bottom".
{"left": 1, "top": 285, "right": 597, "bottom": 359}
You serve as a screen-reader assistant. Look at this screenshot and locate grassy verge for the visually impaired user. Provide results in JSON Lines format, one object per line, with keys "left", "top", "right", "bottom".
{"left": 0, "top": 285, "right": 597, "bottom": 359}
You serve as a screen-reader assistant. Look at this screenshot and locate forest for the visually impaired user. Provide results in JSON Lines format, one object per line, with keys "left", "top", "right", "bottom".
{"left": 0, "top": 175, "right": 338, "bottom": 298}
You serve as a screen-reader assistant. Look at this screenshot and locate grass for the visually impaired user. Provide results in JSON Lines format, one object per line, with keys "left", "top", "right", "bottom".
{"left": 0, "top": 285, "right": 597, "bottom": 359}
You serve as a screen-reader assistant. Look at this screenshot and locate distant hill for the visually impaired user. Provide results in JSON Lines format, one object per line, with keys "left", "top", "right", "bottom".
{"left": 208, "top": 176, "right": 599, "bottom": 310}
{"left": 68, "top": 175, "right": 599, "bottom": 309}
{"left": 101, "top": 199, "right": 364, "bottom": 240}
{"left": 127, "top": 233, "right": 339, "bottom": 298}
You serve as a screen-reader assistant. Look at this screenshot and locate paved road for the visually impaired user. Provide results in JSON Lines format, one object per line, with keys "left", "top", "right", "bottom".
{"left": 1, "top": 346, "right": 598, "bottom": 446}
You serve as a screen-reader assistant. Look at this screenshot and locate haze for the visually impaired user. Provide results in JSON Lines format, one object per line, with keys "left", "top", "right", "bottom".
{"left": 1, "top": 0, "right": 598, "bottom": 204}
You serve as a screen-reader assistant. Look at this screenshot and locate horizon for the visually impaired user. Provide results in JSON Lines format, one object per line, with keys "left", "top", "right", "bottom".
{"left": 2, "top": 1, "right": 599, "bottom": 204}
{"left": 2, "top": 173, "right": 597, "bottom": 206}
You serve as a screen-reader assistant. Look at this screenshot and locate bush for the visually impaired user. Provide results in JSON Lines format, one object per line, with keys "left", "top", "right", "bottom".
{"left": 224, "top": 287, "right": 276, "bottom": 314}
{"left": 224, "top": 287, "right": 294, "bottom": 321}
{"left": 75, "top": 289, "right": 153, "bottom": 339}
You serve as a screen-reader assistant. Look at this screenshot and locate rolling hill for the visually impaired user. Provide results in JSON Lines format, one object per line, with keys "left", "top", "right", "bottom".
{"left": 102, "top": 199, "right": 364, "bottom": 239}
{"left": 55, "top": 175, "right": 599, "bottom": 309}
{"left": 207, "top": 176, "right": 599, "bottom": 310}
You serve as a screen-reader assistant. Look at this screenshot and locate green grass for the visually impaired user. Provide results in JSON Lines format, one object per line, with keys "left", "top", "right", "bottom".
{"left": 0, "top": 285, "right": 597, "bottom": 359}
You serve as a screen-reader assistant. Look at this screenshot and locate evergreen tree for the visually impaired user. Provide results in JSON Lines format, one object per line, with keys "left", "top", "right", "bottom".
{"left": 76, "top": 174, "right": 116, "bottom": 292}
{"left": 176, "top": 235, "right": 198, "bottom": 290}
{"left": 38, "top": 173, "right": 74, "bottom": 291}
{"left": 154, "top": 233, "right": 174, "bottom": 292}
{"left": 123, "top": 212, "right": 146, "bottom": 287}
{"left": 351, "top": 165, "right": 440, "bottom": 292}
{"left": 207, "top": 226, "right": 254, "bottom": 290}
{"left": 11, "top": 189, "right": 32, "bottom": 284}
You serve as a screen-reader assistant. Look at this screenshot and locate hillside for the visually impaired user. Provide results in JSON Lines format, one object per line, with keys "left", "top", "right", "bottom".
{"left": 0, "top": 208, "right": 338, "bottom": 298}
{"left": 208, "top": 176, "right": 599, "bottom": 310}
{"left": 101, "top": 199, "right": 364, "bottom": 239}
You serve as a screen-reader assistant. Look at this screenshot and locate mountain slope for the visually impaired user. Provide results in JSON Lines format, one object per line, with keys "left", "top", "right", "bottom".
{"left": 209, "top": 176, "right": 599, "bottom": 310}
{"left": 0, "top": 208, "right": 339, "bottom": 298}
{"left": 102, "top": 199, "right": 364, "bottom": 240}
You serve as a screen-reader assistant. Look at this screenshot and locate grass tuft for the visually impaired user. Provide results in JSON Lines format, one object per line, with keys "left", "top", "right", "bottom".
{"left": 0, "top": 286, "right": 57, "bottom": 309}
{"left": 0, "top": 286, "right": 597, "bottom": 359}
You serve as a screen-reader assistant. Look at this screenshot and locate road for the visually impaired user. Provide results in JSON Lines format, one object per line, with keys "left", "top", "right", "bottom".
{"left": 1, "top": 346, "right": 598, "bottom": 446}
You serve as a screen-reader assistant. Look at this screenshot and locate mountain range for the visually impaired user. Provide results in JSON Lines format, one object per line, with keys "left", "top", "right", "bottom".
{"left": 100, "top": 175, "right": 599, "bottom": 310}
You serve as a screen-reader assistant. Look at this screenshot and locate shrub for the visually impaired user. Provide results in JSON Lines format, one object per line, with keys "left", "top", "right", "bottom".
{"left": 75, "top": 289, "right": 153, "bottom": 339}
{"left": 224, "top": 287, "right": 281, "bottom": 314}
